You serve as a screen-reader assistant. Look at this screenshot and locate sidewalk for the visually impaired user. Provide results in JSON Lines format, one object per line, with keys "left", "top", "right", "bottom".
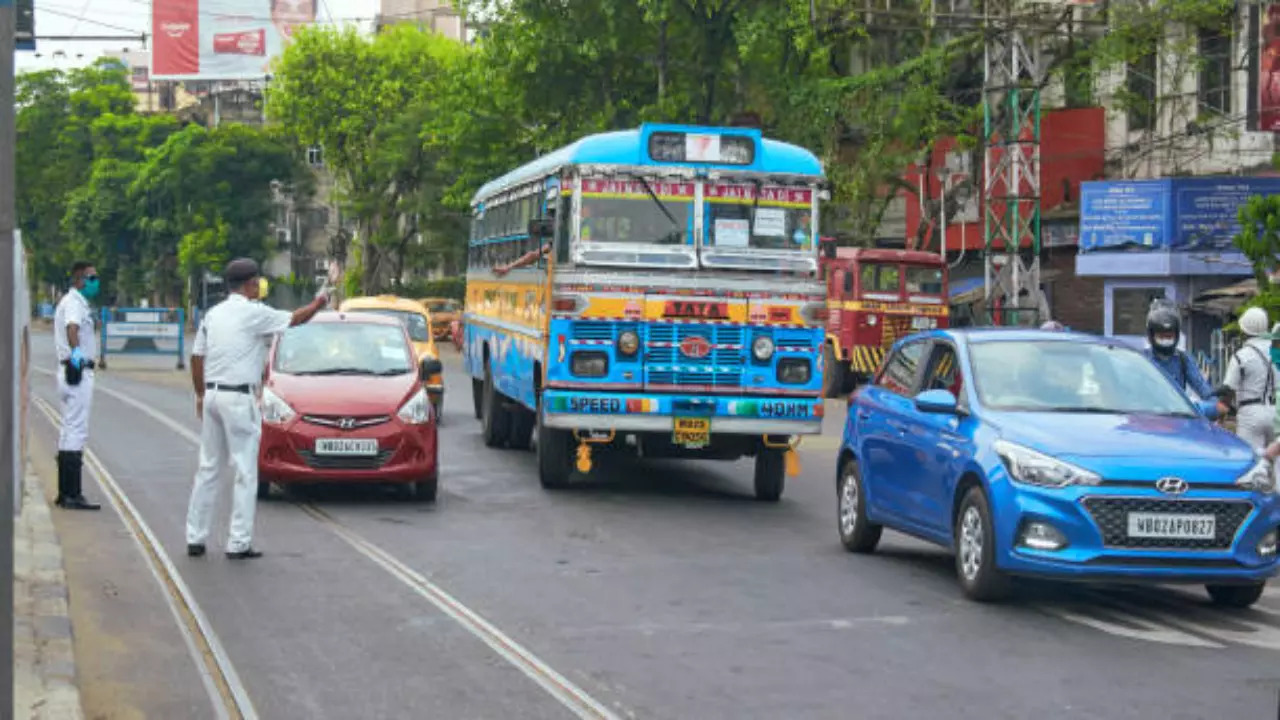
{"left": 14, "top": 462, "right": 85, "bottom": 720}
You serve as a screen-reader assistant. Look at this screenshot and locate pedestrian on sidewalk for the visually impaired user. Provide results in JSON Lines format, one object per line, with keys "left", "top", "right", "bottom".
{"left": 1222, "top": 306, "right": 1275, "bottom": 451}
{"left": 185, "top": 258, "right": 330, "bottom": 560}
{"left": 53, "top": 260, "right": 102, "bottom": 510}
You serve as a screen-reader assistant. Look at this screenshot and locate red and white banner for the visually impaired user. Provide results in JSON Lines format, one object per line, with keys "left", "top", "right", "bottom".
{"left": 1262, "top": 5, "right": 1280, "bottom": 131}
{"left": 581, "top": 179, "right": 696, "bottom": 198}
{"left": 152, "top": 0, "right": 315, "bottom": 80}
{"left": 705, "top": 184, "right": 813, "bottom": 206}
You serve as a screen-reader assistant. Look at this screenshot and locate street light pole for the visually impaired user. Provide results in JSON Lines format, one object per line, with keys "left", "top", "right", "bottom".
{"left": 1, "top": 0, "right": 20, "bottom": 710}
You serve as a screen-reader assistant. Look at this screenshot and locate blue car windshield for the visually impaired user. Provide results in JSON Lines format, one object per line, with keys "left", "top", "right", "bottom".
{"left": 968, "top": 340, "right": 1198, "bottom": 416}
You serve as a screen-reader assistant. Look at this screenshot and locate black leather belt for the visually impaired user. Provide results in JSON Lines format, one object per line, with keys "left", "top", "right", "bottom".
{"left": 206, "top": 383, "right": 253, "bottom": 394}
{"left": 1239, "top": 398, "right": 1271, "bottom": 407}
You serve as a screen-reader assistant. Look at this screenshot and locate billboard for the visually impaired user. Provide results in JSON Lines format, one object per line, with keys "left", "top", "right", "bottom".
{"left": 16, "top": 0, "right": 35, "bottom": 51}
{"left": 152, "top": 0, "right": 315, "bottom": 80}
{"left": 1079, "top": 177, "right": 1280, "bottom": 252}
{"left": 1261, "top": 5, "right": 1280, "bottom": 131}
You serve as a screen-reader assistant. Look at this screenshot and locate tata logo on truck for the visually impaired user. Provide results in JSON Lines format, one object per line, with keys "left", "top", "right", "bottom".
{"left": 663, "top": 300, "right": 729, "bottom": 320}
{"left": 679, "top": 336, "right": 711, "bottom": 359}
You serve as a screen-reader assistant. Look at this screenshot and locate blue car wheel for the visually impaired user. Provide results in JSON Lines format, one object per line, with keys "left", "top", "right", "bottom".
{"left": 954, "top": 486, "right": 1011, "bottom": 602}
{"left": 837, "top": 457, "right": 881, "bottom": 553}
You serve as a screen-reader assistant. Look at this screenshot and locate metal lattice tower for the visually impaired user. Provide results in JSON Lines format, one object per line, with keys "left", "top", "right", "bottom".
{"left": 982, "top": 0, "right": 1052, "bottom": 326}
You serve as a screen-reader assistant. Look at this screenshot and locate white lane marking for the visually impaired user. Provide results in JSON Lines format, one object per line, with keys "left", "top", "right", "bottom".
{"left": 32, "top": 395, "right": 258, "bottom": 720}
{"left": 66, "top": 369, "right": 625, "bottom": 719}
{"left": 1096, "top": 592, "right": 1280, "bottom": 651}
{"left": 1038, "top": 604, "right": 1224, "bottom": 648}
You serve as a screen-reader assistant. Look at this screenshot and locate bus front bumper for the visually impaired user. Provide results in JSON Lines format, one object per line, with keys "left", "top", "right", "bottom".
{"left": 541, "top": 389, "right": 824, "bottom": 436}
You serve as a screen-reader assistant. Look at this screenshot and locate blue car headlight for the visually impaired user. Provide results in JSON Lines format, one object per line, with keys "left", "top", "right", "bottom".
{"left": 993, "top": 440, "right": 1101, "bottom": 488}
{"left": 1236, "top": 458, "right": 1275, "bottom": 493}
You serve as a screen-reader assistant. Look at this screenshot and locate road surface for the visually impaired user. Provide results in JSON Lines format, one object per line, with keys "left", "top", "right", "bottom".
{"left": 27, "top": 332, "right": 1280, "bottom": 719}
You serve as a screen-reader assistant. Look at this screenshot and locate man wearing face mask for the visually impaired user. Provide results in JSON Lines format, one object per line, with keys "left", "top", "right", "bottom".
{"left": 1143, "top": 300, "right": 1220, "bottom": 417}
{"left": 53, "top": 261, "right": 103, "bottom": 510}
{"left": 1222, "top": 306, "right": 1275, "bottom": 450}
{"left": 185, "top": 259, "right": 330, "bottom": 559}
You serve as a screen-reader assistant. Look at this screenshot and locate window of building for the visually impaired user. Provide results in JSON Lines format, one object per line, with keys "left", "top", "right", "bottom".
{"left": 1112, "top": 287, "right": 1167, "bottom": 336}
{"left": 307, "top": 145, "right": 324, "bottom": 168}
{"left": 1198, "top": 18, "right": 1233, "bottom": 116}
{"left": 1126, "top": 41, "right": 1158, "bottom": 131}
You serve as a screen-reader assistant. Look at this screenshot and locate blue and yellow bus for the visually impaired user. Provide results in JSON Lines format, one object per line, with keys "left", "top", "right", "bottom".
{"left": 463, "top": 124, "right": 828, "bottom": 500}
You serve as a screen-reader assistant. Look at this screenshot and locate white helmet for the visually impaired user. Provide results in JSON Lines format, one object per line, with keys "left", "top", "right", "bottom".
{"left": 1240, "top": 306, "right": 1270, "bottom": 337}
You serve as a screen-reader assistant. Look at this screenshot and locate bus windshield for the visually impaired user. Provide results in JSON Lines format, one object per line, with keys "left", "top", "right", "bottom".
{"left": 905, "top": 265, "right": 945, "bottom": 300}
{"left": 860, "top": 263, "right": 901, "bottom": 300}
{"left": 701, "top": 182, "right": 817, "bottom": 273}
{"left": 579, "top": 178, "right": 693, "bottom": 246}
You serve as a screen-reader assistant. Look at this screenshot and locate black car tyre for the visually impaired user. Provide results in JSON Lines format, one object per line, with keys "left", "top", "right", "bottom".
{"left": 412, "top": 475, "right": 439, "bottom": 502}
{"left": 481, "top": 367, "right": 510, "bottom": 448}
{"left": 1206, "top": 582, "right": 1265, "bottom": 608}
{"left": 754, "top": 449, "right": 786, "bottom": 502}
{"left": 954, "top": 486, "right": 1011, "bottom": 602}
{"left": 837, "top": 457, "right": 882, "bottom": 552}
{"left": 256, "top": 480, "right": 273, "bottom": 501}
{"left": 822, "top": 345, "right": 846, "bottom": 399}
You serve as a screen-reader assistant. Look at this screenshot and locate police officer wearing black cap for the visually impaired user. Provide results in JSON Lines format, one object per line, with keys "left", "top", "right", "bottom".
{"left": 184, "top": 258, "right": 331, "bottom": 559}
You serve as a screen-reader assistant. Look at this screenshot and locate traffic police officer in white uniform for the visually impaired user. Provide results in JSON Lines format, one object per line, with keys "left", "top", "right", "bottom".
{"left": 53, "top": 260, "right": 102, "bottom": 510}
{"left": 185, "top": 259, "right": 330, "bottom": 559}
{"left": 1223, "top": 306, "right": 1275, "bottom": 451}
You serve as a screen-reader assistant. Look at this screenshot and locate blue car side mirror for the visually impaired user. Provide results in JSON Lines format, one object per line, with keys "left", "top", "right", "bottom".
{"left": 915, "top": 388, "right": 960, "bottom": 414}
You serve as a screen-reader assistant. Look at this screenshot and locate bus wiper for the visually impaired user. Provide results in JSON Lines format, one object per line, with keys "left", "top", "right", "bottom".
{"left": 625, "top": 173, "right": 678, "bottom": 229}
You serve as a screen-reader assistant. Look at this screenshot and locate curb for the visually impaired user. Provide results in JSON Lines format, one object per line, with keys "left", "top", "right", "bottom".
{"left": 14, "top": 462, "right": 85, "bottom": 720}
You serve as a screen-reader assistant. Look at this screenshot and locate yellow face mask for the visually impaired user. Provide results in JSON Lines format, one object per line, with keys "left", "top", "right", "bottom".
{"left": 257, "top": 277, "right": 270, "bottom": 298}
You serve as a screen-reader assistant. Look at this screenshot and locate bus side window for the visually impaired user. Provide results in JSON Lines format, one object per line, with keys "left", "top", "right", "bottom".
{"left": 556, "top": 195, "right": 571, "bottom": 263}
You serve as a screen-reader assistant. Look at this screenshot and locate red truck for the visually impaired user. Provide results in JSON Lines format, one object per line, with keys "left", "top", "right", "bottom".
{"left": 820, "top": 240, "right": 949, "bottom": 397}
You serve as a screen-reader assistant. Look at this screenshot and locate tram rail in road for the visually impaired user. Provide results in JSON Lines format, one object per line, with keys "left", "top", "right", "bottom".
{"left": 31, "top": 367, "right": 624, "bottom": 720}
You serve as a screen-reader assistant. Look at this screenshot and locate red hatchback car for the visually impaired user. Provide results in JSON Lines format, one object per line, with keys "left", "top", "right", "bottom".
{"left": 257, "top": 312, "right": 443, "bottom": 501}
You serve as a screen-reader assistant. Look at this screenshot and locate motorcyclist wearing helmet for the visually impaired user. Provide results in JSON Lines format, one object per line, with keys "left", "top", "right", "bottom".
{"left": 1143, "top": 300, "right": 1220, "bottom": 417}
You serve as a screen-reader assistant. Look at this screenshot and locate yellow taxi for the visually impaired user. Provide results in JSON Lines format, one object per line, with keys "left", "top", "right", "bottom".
{"left": 338, "top": 295, "right": 444, "bottom": 418}
{"left": 419, "top": 297, "right": 461, "bottom": 341}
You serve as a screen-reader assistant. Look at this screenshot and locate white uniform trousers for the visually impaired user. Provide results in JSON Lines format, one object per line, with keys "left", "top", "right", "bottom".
{"left": 1237, "top": 403, "right": 1277, "bottom": 452}
{"left": 186, "top": 390, "right": 262, "bottom": 553}
{"left": 56, "top": 367, "right": 93, "bottom": 452}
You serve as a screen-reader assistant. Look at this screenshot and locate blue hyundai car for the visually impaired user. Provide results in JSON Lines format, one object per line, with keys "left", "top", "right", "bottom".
{"left": 837, "top": 328, "right": 1280, "bottom": 605}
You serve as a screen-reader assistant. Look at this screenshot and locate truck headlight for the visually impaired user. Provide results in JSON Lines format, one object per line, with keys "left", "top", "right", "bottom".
{"left": 777, "top": 358, "right": 811, "bottom": 384}
{"left": 1236, "top": 458, "right": 1275, "bottom": 493}
{"left": 572, "top": 351, "right": 608, "bottom": 377}
{"left": 752, "top": 335, "right": 775, "bottom": 362}
{"left": 993, "top": 440, "right": 1101, "bottom": 488}
{"left": 260, "top": 387, "right": 296, "bottom": 425}
{"left": 617, "top": 330, "right": 640, "bottom": 356}
{"left": 397, "top": 387, "right": 433, "bottom": 425}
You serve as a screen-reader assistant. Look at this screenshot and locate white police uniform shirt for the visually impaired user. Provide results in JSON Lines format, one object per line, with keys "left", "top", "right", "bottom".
{"left": 53, "top": 288, "right": 96, "bottom": 363}
{"left": 52, "top": 287, "right": 97, "bottom": 452}
{"left": 191, "top": 294, "right": 292, "bottom": 385}
{"left": 1224, "top": 336, "right": 1277, "bottom": 451}
{"left": 187, "top": 293, "right": 293, "bottom": 554}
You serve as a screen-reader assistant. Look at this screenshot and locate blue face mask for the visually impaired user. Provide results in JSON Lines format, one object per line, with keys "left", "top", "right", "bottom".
{"left": 81, "top": 276, "right": 100, "bottom": 300}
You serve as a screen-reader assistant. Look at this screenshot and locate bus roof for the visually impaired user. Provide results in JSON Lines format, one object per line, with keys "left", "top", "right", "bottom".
{"left": 472, "top": 124, "right": 825, "bottom": 205}
{"left": 827, "top": 247, "right": 945, "bottom": 266}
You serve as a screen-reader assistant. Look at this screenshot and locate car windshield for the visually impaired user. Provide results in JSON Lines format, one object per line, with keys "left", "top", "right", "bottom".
{"left": 969, "top": 340, "right": 1198, "bottom": 416}
{"left": 579, "top": 178, "right": 693, "bottom": 246}
{"left": 274, "top": 322, "right": 413, "bottom": 376}
{"left": 350, "top": 309, "right": 430, "bottom": 342}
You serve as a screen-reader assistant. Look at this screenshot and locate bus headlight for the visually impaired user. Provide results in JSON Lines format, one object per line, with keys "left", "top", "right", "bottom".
{"left": 572, "top": 351, "right": 609, "bottom": 377}
{"left": 752, "top": 335, "right": 775, "bottom": 362}
{"left": 617, "top": 330, "right": 640, "bottom": 357}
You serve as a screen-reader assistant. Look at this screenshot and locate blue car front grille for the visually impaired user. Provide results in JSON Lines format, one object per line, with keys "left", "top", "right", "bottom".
{"left": 1082, "top": 497, "right": 1253, "bottom": 550}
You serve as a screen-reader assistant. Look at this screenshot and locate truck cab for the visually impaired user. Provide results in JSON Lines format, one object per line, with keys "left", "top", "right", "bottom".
{"left": 819, "top": 239, "right": 949, "bottom": 397}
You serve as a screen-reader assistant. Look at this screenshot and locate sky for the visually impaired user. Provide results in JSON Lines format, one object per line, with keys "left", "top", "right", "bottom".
{"left": 16, "top": 0, "right": 376, "bottom": 74}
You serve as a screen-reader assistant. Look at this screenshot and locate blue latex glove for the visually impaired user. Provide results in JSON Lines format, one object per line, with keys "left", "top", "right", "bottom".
{"left": 69, "top": 347, "right": 84, "bottom": 370}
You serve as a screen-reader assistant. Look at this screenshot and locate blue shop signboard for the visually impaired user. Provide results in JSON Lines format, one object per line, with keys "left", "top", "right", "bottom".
{"left": 1079, "top": 177, "right": 1280, "bottom": 253}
